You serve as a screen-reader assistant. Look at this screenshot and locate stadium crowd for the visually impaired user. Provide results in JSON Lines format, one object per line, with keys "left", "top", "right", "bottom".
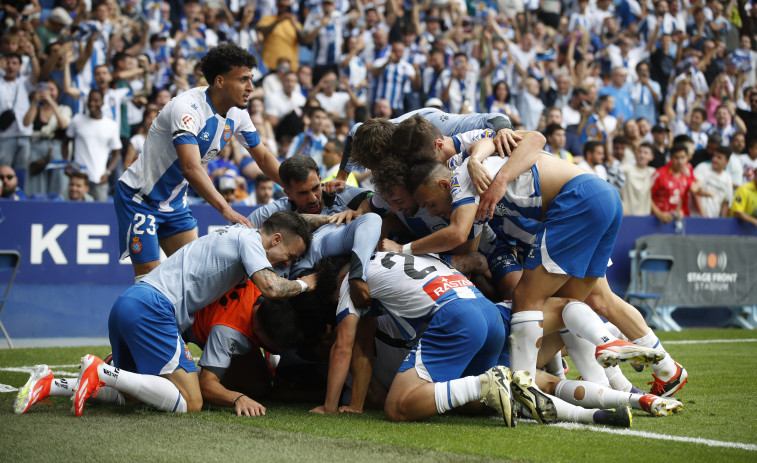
{"left": 0, "top": 0, "right": 756, "bottom": 221}
{"left": 5, "top": 0, "right": 757, "bottom": 428}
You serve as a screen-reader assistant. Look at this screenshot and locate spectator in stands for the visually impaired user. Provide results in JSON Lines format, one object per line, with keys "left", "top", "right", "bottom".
{"left": 442, "top": 52, "right": 478, "bottom": 115}
{"left": 22, "top": 80, "right": 71, "bottom": 197}
{"left": 691, "top": 132, "right": 722, "bottom": 168}
{"left": 372, "top": 98, "right": 393, "bottom": 118}
{"left": 578, "top": 140, "right": 608, "bottom": 180}
{"left": 286, "top": 106, "right": 329, "bottom": 172}
{"left": 0, "top": 165, "right": 26, "bottom": 200}
{"left": 256, "top": 0, "right": 303, "bottom": 72}
{"left": 64, "top": 170, "right": 93, "bottom": 202}
{"left": 650, "top": 123, "right": 671, "bottom": 168}
{"left": 0, "top": 52, "right": 34, "bottom": 191}
{"left": 704, "top": 104, "right": 745, "bottom": 146}
{"left": 64, "top": 89, "right": 122, "bottom": 201}
{"left": 544, "top": 123, "right": 573, "bottom": 162}
{"left": 123, "top": 105, "right": 158, "bottom": 169}
{"left": 487, "top": 81, "right": 521, "bottom": 126}
{"left": 622, "top": 142, "right": 656, "bottom": 216}
{"left": 35, "top": 7, "right": 71, "bottom": 53}
{"left": 727, "top": 132, "right": 745, "bottom": 190}
{"left": 736, "top": 85, "right": 757, "bottom": 147}
{"left": 730, "top": 174, "right": 757, "bottom": 227}
{"left": 340, "top": 35, "right": 368, "bottom": 107}
{"left": 264, "top": 70, "right": 305, "bottom": 127}
{"left": 740, "top": 138, "right": 757, "bottom": 185}
{"left": 308, "top": 71, "right": 357, "bottom": 120}
{"left": 651, "top": 143, "right": 709, "bottom": 222}
{"left": 216, "top": 175, "right": 237, "bottom": 205}
{"left": 673, "top": 107, "right": 709, "bottom": 151}
{"left": 297, "top": 64, "right": 314, "bottom": 98}
{"left": 303, "top": 0, "right": 343, "bottom": 84}
{"left": 631, "top": 62, "right": 661, "bottom": 124}
{"left": 422, "top": 48, "right": 449, "bottom": 104}
{"left": 240, "top": 174, "right": 276, "bottom": 206}
{"left": 321, "top": 137, "right": 357, "bottom": 186}
{"left": 262, "top": 57, "right": 295, "bottom": 99}
{"left": 600, "top": 66, "right": 633, "bottom": 123}
{"left": 606, "top": 136, "right": 628, "bottom": 193}
{"left": 693, "top": 146, "right": 733, "bottom": 217}
{"left": 249, "top": 97, "right": 277, "bottom": 155}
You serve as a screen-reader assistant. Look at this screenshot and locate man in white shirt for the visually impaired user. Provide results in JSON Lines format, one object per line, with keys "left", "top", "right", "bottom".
{"left": 264, "top": 70, "right": 305, "bottom": 127}
{"left": 578, "top": 140, "right": 609, "bottom": 181}
{"left": 693, "top": 147, "right": 733, "bottom": 217}
{"left": 65, "top": 89, "right": 122, "bottom": 201}
{"left": 0, "top": 53, "right": 34, "bottom": 189}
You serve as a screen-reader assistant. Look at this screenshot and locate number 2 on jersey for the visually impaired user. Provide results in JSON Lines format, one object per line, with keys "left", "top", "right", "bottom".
{"left": 380, "top": 252, "right": 436, "bottom": 280}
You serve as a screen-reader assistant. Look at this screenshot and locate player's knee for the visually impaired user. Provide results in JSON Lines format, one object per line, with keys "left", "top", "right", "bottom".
{"left": 384, "top": 398, "right": 409, "bottom": 422}
{"left": 185, "top": 394, "right": 203, "bottom": 413}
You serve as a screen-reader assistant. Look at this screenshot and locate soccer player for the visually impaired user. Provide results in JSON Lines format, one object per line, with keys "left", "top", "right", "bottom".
{"left": 114, "top": 43, "right": 282, "bottom": 282}
{"left": 336, "top": 108, "right": 519, "bottom": 182}
{"left": 15, "top": 211, "right": 313, "bottom": 416}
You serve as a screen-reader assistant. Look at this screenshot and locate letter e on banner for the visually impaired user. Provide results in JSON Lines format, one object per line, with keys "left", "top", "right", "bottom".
{"left": 77, "top": 225, "right": 110, "bottom": 264}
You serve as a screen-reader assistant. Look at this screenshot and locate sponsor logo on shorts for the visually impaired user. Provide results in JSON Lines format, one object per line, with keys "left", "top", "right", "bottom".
{"left": 131, "top": 237, "right": 142, "bottom": 254}
{"left": 184, "top": 344, "right": 193, "bottom": 361}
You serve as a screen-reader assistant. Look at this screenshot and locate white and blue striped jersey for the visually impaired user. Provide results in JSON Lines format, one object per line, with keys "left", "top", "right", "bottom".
{"left": 373, "top": 59, "right": 416, "bottom": 110}
{"left": 422, "top": 67, "right": 451, "bottom": 100}
{"left": 336, "top": 252, "right": 482, "bottom": 341}
{"left": 119, "top": 87, "right": 261, "bottom": 210}
{"left": 342, "top": 54, "right": 368, "bottom": 103}
{"left": 450, "top": 155, "right": 544, "bottom": 249}
{"left": 304, "top": 10, "right": 344, "bottom": 66}
{"left": 142, "top": 224, "right": 272, "bottom": 333}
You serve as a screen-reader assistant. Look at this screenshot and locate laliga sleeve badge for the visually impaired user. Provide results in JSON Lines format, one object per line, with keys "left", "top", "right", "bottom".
{"left": 131, "top": 236, "right": 142, "bottom": 254}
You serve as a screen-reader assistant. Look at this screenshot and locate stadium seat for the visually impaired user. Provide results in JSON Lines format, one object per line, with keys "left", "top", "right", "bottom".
{"left": 624, "top": 253, "right": 680, "bottom": 332}
{"left": 0, "top": 250, "right": 20, "bottom": 348}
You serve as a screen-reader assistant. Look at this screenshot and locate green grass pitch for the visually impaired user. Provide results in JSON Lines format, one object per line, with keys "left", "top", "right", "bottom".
{"left": 1, "top": 329, "right": 756, "bottom": 462}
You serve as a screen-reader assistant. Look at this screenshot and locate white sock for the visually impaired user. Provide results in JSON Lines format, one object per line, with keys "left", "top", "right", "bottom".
{"left": 49, "top": 378, "right": 76, "bottom": 397}
{"left": 509, "top": 311, "right": 543, "bottom": 379}
{"left": 434, "top": 376, "right": 481, "bottom": 414}
{"left": 554, "top": 379, "right": 636, "bottom": 410}
{"left": 544, "top": 352, "right": 566, "bottom": 380}
{"left": 90, "top": 386, "right": 126, "bottom": 405}
{"left": 604, "top": 322, "right": 627, "bottom": 340}
{"left": 550, "top": 392, "right": 597, "bottom": 424}
{"left": 633, "top": 330, "right": 677, "bottom": 381}
{"left": 560, "top": 329, "right": 609, "bottom": 387}
{"left": 604, "top": 365, "right": 633, "bottom": 392}
{"left": 562, "top": 302, "right": 617, "bottom": 346}
{"left": 134, "top": 274, "right": 146, "bottom": 284}
{"left": 98, "top": 364, "right": 187, "bottom": 413}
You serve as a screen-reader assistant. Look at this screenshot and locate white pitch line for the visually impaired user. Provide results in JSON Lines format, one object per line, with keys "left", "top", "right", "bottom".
{"left": 0, "top": 364, "right": 81, "bottom": 394}
{"left": 553, "top": 422, "right": 757, "bottom": 451}
{"left": 664, "top": 339, "right": 757, "bottom": 345}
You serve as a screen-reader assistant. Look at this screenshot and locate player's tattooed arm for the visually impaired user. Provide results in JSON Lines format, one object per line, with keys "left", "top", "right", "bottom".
{"left": 300, "top": 214, "right": 332, "bottom": 231}
{"left": 252, "top": 269, "right": 307, "bottom": 298}
{"left": 449, "top": 252, "right": 489, "bottom": 277}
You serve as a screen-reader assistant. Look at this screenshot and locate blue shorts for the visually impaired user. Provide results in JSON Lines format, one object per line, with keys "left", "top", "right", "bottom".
{"left": 108, "top": 283, "right": 197, "bottom": 375}
{"left": 114, "top": 181, "right": 197, "bottom": 264}
{"left": 487, "top": 241, "right": 523, "bottom": 283}
{"left": 524, "top": 174, "right": 622, "bottom": 278}
{"left": 399, "top": 297, "right": 505, "bottom": 382}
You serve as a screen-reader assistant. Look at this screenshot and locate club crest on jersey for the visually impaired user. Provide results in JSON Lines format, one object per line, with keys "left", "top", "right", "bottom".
{"left": 180, "top": 113, "right": 195, "bottom": 131}
{"left": 131, "top": 237, "right": 142, "bottom": 254}
{"left": 184, "top": 344, "right": 193, "bottom": 361}
{"left": 222, "top": 125, "right": 232, "bottom": 142}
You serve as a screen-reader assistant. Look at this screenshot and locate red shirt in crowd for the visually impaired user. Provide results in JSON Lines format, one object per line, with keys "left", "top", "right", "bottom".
{"left": 651, "top": 162, "right": 696, "bottom": 216}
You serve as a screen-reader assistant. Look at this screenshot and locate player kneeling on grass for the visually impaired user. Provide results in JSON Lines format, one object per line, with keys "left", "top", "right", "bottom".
{"left": 15, "top": 211, "right": 314, "bottom": 416}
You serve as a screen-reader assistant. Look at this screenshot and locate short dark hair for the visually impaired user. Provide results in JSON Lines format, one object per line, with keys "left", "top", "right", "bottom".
{"left": 671, "top": 142, "right": 689, "bottom": 157}
{"left": 200, "top": 43, "right": 257, "bottom": 86}
{"left": 638, "top": 142, "right": 654, "bottom": 152}
{"left": 613, "top": 135, "right": 627, "bottom": 145}
{"left": 255, "top": 173, "right": 273, "bottom": 184}
{"left": 545, "top": 123, "right": 564, "bottom": 137}
{"left": 315, "top": 255, "right": 351, "bottom": 304}
{"left": 583, "top": 140, "right": 603, "bottom": 155}
{"left": 672, "top": 134, "right": 694, "bottom": 145}
{"left": 715, "top": 145, "right": 731, "bottom": 159}
{"left": 406, "top": 160, "right": 449, "bottom": 195}
{"left": 389, "top": 115, "right": 443, "bottom": 165}
{"left": 260, "top": 210, "right": 311, "bottom": 250}
{"left": 256, "top": 298, "right": 303, "bottom": 350}
{"left": 352, "top": 119, "right": 396, "bottom": 169}
{"left": 279, "top": 155, "right": 319, "bottom": 188}
{"left": 692, "top": 107, "right": 707, "bottom": 119}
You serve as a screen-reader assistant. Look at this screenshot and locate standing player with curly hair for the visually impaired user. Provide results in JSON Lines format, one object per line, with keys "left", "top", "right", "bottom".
{"left": 114, "top": 43, "right": 283, "bottom": 282}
